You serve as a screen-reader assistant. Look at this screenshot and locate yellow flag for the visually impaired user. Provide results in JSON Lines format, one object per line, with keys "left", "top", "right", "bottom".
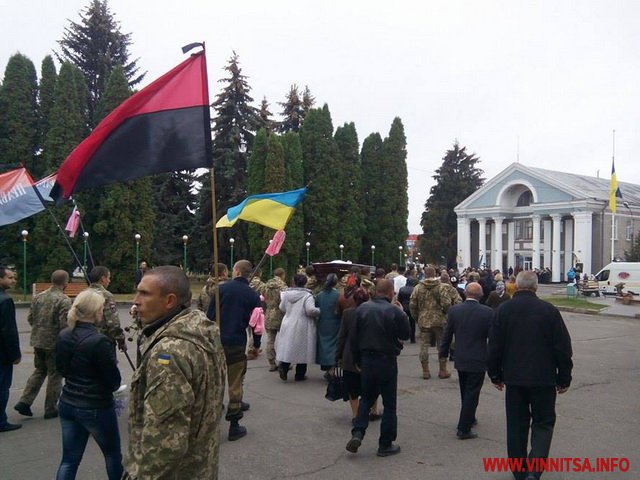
{"left": 609, "top": 160, "right": 622, "bottom": 213}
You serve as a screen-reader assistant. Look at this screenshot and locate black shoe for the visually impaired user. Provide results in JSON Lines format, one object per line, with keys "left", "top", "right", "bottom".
{"left": 0, "top": 423, "right": 22, "bottom": 432}
{"left": 346, "top": 433, "right": 363, "bottom": 453}
{"left": 279, "top": 368, "right": 288, "bottom": 382}
{"left": 228, "top": 423, "right": 247, "bottom": 441}
{"left": 44, "top": 410, "right": 58, "bottom": 419}
{"left": 294, "top": 376, "right": 307, "bottom": 382}
{"left": 456, "top": 430, "right": 478, "bottom": 440}
{"left": 240, "top": 401, "right": 250, "bottom": 412}
{"left": 368, "top": 412, "right": 382, "bottom": 421}
{"left": 377, "top": 444, "right": 401, "bottom": 457}
{"left": 14, "top": 402, "right": 33, "bottom": 417}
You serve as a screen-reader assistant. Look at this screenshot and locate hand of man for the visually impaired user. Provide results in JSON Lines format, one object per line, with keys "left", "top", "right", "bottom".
{"left": 557, "top": 385, "right": 569, "bottom": 394}
{"left": 493, "top": 382, "right": 504, "bottom": 391}
{"left": 117, "top": 337, "right": 128, "bottom": 352}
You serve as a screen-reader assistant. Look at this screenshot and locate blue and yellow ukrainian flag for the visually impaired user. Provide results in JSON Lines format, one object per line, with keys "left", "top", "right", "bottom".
{"left": 216, "top": 187, "right": 306, "bottom": 230}
{"left": 609, "top": 160, "right": 622, "bottom": 213}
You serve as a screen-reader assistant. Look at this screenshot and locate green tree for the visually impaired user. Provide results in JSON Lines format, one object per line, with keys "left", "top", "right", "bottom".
{"left": 281, "top": 132, "right": 305, "bottom": 278}
{"left": 279, "top": 84, "right": 303, "bottom": 133}
{"left": 301, "top": 85, "right": 315, "bottom": 115}
{"left": 334, "top": 122, "right": 364, "bottom": 262}
{"left": 258, "top": 96, "right": 276, "bottom": 132}
{"left": 36, "top": 55, "right": 58, "bottom": 176}
{"left": 301, "top": 105, "right": 340, "bottom": 262}
{"left": 625, "top": 234, "right": 640, "bottom": 261}
{"left": 246, "top": 129, "right": 269, "bottom": 262}
{"left": 57, "top": 0, "right": 144, "bottom": 126}
{"left": 419, "top": 141, "right": 484, "bottom": 265}
{"left": 360, "top": 132, "right": 384, "bottom": 263}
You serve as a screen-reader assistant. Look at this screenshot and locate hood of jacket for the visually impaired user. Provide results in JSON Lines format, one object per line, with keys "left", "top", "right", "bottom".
{"left": 281, "top": 287, "right": 311, "bottom": 304}
{"left": 420, "top": 277, "right": 441, "bottom": 290}
{"left": 265, "top": 277, "right": 287, "bottom": 290}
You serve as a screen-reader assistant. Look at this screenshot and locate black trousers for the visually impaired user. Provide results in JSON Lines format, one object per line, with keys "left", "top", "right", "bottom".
{"left": 352, "top": 353, "right": 398, "bottom": 447}
{"left": 457, "top": 370, "right": 485, "bottom": 433}
{"left": 279, "top": 362, "right": 307, "bottom": 380}
{"left": 506, "top": 385, "right": 557, "bottom": 479}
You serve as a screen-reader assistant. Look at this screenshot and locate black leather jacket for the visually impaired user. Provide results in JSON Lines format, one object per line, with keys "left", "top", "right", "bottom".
{"left": 56, "top": 322, "right": 121, "bottom": 409}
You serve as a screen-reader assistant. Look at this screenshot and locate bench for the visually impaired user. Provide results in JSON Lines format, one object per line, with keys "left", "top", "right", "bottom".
{"left": 32, "top": 282, "right": 88, "bottom": 298}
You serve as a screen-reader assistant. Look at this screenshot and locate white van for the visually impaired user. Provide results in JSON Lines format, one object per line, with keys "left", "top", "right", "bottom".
{"left": 594, "top": 262, "right": 640, "bottom": 295}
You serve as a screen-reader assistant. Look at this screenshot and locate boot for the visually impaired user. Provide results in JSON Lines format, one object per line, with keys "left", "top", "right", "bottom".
{"left": 268, "top": 361, "right": 278, "bottom": 372}
{"left": 438, "top": 357, "right": 451, "bottom": 379}
{"left": 228, "top": 420, "right": 247, "bottom": 441}
{"left": 421, "top": 361, "right": 430, "bottom": 379}
{"left": 246, "top": 347, "right": 258, "bottom": 360}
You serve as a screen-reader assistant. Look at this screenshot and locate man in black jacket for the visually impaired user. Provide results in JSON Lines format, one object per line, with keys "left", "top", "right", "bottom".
{"left": 346, "top": 279, "right": 411, "bottom": 457}
{"left": 488, "top": 271, "right": 573, "bottom": 480}
{"left": 0, "top": 267, "right": 21, "bottom": 432}
{"left": 439, "top": 282, "right": 493, "bottom": 439}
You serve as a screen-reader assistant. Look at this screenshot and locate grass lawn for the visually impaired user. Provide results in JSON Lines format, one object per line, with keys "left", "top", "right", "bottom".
{"left": 541, "top": 296, "right": 607, "bottom": 311}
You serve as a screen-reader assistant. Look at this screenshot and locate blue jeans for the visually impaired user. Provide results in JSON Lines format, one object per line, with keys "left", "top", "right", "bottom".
{"left": 56, "top": 400, "right": 123, "bottom": 480}
{"left": 0, "top": 362, "right": 13, "bottom": 427}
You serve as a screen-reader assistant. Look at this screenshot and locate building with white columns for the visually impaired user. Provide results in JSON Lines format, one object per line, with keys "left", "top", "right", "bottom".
{"left": 454, "top": 163, "right": 640, "bottom": 282}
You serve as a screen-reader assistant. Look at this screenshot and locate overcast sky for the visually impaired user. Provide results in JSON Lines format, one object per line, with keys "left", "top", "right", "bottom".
{"left": 2, "top": 0, "right": 639, "bottom": 232}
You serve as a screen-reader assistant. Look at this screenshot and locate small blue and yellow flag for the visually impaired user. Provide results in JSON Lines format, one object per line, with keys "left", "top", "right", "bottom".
{"left": 609, "top": 160, "right": 623, "bottom": 213}
{"left": 157, "top": 353, "right": 171, "bottom": 365}
{"left": 216, "top": 187, "right": 306, "bottom": 230}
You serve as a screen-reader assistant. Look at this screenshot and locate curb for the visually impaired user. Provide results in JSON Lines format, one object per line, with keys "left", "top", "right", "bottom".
{"left": 555, "top": 306, "right": 640, "bottom": 320}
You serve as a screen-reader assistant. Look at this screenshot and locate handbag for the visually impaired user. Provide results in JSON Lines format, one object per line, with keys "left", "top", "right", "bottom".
{"left": 324, "top": 368, "right": 344, "bottom": 402}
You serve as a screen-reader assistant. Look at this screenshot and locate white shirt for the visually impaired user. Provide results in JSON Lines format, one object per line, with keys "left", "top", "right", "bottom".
{"left": 393, "top": 274, "right": 407, "bottom": 294}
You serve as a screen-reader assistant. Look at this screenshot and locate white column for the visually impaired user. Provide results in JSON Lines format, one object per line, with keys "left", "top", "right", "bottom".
{"left": 551, "top": 214, "right": 562, "bottom": 282}
{"left": 456, "top": 217, "right": 471, "bottom": 269}
{"left": 572, "top": 211, "right": 593, "bottom": 276}
{"left": 532, "top": 215, "right": 541, "bottom": 270}
{"left": 507, "top": 221, "right": 515, "bottom": 273}
{"left": 564, "top": 218, "right": 574, "bottom": 276}
{"left": 478, "top": 218, "right": 487, "bottom": 267}
{"left": 493, "top": 216, "right": 504, "bottom": 272}
{"left": 543, "top": 219, "right": 552, "bottom": 268}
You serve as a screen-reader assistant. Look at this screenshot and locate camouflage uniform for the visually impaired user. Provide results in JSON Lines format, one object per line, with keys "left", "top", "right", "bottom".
{"left": 305, "top": 275, "right": 322, "bottom": 296}
{"left": 124, "top": 308, "right": 226, "bottom": 480}
{"left": 196, "top": 277, "right": 227, "bottom": 313}
{"left": 263, "top": 276, "right": 288, "bottom": 370}
{"left": 409, "top": 278, "right": 461, "bottom": 378}
{"left": 89, "top": 283, "right": 124, "bottom": 344}
{"left": 17, "top": 285, "right": 71, "bottom": 416}
{"left": 361, "top": 277, "right": 376, "bottom": 297}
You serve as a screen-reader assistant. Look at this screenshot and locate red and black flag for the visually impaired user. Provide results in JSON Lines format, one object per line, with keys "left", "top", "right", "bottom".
{"left": 51, "top": 50, "right": 211, "bottom": 200}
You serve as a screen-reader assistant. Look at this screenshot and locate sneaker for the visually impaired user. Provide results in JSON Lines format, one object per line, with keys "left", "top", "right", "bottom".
{"left": 14, "top": 402, "right": 33, "bottom": 417}
{"left": 228, "top": 424, "right": 247, "bottom": 441}
{"left": 456, "top": 430, "right": 478, "bottom": 440}
{"left": 240, "top": 401, "right": 250, "bottom": 412}
{"left": 346, "top": 432, "right": 363, "bottom": 453}
{"left": 0, "top": 423, "right": 22, "bottom": 433}
{"left": 44, "top": 410, "right": 58, "bottom": 420}
{"left": 377, "top": 444, "right": 401, "bottom": 457}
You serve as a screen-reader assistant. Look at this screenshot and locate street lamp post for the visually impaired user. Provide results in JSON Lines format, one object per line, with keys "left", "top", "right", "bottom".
{"left": 371, "top": 245, "right": 376, "bottom": 266}
{"left": 268, "top": 239, "right": 273, "bottom": 277}
{"left": 83, "top": 232, "right": 90, "bottom": 272}
{"left": 339, "top": 244, "right": 344, "bottom": 261}
{"left": 398, "top": 245, "right": 403, "bottom": 267}
{"left": 229, "top": 237, "right": 235, "bottom": 268}
{"left": 305, "top": 242, "right": 311, "bottom": 266}
{"left": 21, "top": 230, "right": 28, "bottom": 301}
{"left": 182, "top": 235, "right": 189, "bottom": 271}
{"left": 134, "top": 233, "right": 141, "bottom": 272}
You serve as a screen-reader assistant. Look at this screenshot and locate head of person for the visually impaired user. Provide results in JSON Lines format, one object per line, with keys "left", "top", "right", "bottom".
{"left": 232, "top": 260, "right": 253, "bottom": 279}
{"left": 139, "top": 261, "right": 148, "bottom": 272}
{"left": 494, "top": 273, "right": 503, "bottom": 282}
{"left": 398, "top": 266, "right": 406, "bottom": 275}
{"left": 133, "top": 266, "right": 192, "bottom": 325}
{"left": 323, "top": 273, "right": 338, "bottom": 291}
{"left": 67, "top": 290, "right": 105, "bottom": 329}
{"left": 210, "top": 262, "right": 228, "bottom": 279}
{"left": 440, "top": 272, "right": 450, "bottom": 284}
{"left": 88, "top": 266, "right": 110, "bottom": 287}
{"left": 274, "top": 267, "right": 286, "bottom": 280}
{"left": 360, "top": 267, "right": 371, "bottom": 278}
{"left": 424, "top": 266, "right": 437, "bottom": 279}
{"left": 516, "top": 271, "right": 538, "bottom": 292}
{"left": 293, "top": 273, "right": 307, "bottom": 288}
{"left": 375, "top": 278, "right": 395, "bottom": 301}
{"left": 495, "top": 280, "right": 506, "bottom": 295}
{"left": 352, "top": 287, "right": 370, "bottom": 306}
{"left": 464, "top": 282, "right": 483, "bottom": 301}
{"left": 390, "top": 263, "right": 398, "bottom": 272}
{"left": 375, "top": 268, "right": 386, "bottom": 280}
{"left": 0, "top": 266, "right": 17, "bottom": 291}
{"left": 51, "top": 269, "right": 69, "bottom": 287}
{"left": 305, "top": 265, "right": 315, "bottom": 278}
{"left": 467, "top": 271, "right": 480, "bottom": 283}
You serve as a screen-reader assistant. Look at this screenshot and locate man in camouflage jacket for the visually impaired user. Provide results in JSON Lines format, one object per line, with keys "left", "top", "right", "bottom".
{"left": 88, "top": 266, "right": 126, "bottom": 352}
{"left": 410, "top": 266, "right": 461, "bottom": 380}
{"left": 14, "top": 270, "right": 71, "bottom": 419}
{"left": 124, "top": 266, "right": 226, "bottom": 480}
{"left": 196, "top": 263, "right": 228, "bottom": 313}
{"left": 263, "top": 268, "right": 288, "bottom": 371}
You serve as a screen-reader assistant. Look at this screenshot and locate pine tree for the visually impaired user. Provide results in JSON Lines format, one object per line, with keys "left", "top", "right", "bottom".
{"left": 57, "top": 0, "right": 144, "bottom": 126}
{"left": 334, "top": 122, "right": 364, "bottom": 262}
{"left": 301, "top": 105, "right": 340, "bottom": 262}
{"left": 301, "top": 85, "right": 315, "bottom": 115}
{"left": 281, "top": 131, "right": 305, "bottom": 278}
{"left": 278, "top": 84, "right": 304, "bottom": 133}
{"left": 258, "top": 96, "right": 276, "bottom": 133}
{"left": 360, "top": 132, "right": 384, "bottom": 263}
{"left": 36, "top": 56, "right": 57, "bottom": 177}
{"left": 419, "top": 141, "right": 484, "bottom": 265}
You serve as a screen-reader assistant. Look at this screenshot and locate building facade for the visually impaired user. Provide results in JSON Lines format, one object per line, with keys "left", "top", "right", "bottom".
{"left": 454, "top": 163, "right": 640, "bottom": 281}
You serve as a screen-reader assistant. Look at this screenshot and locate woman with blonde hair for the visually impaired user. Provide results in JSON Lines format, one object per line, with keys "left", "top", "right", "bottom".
{"left": 55, "top": 290, "right": 123, "bottom": 480}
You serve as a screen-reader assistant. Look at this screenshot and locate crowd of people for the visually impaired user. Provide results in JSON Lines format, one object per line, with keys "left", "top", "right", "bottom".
{"left": 0, "top": 258, "right": 574, "bottom": 480}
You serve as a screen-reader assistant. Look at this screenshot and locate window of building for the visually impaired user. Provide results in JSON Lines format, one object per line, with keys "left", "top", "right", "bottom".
{"left": 514, "top": 219, "right": 533, "bottom": 240}
{"left": 626, "top": 221, "right": 633, "bottom": 241}
{"left": 516, "top": 191, "right": 533, "bottom": 207}
{"left": 524, "top": 220, "right": 533, "bottom": 240}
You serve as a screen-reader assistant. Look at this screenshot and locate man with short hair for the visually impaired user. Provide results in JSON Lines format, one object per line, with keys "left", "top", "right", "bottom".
{"left": 207, "top": 260, "right": 261, "bottom": 441}
{"left": 488, "top": 271, "right": 573, "bottom": 480}
{"left": 88, "top": 266, "right": 126, "bottom": 351}
{"left": 14, "top": 270, "right": 72, "bottom": 419}
{"left": 0, "top": 267, "right": 21, "bottom": 432}
{"left": 439, "top": 282, "right": 493, "bottom": 440}
{"left": 393, "top": 266, "right": 407, "bottom": 294}
{"left": 134, "top": 261, "right": 148, "bottom": 288}
{"left": 124, "top": 266, "right": 226, "bottom": 479}
{"left": 385, "top": 264, "right": 399, "bottom": 281}
{"left": 346, "top": 279, "right": 411, "bottom": 457}
{"left": 263, "top": 268, "right": 288, "bottom": 372}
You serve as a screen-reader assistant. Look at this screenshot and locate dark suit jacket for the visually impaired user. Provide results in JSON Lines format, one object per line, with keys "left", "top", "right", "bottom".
{"left": 487, "top": 290, "right": 573, "bottom": 388}
{"left": 0, "top": 290, "right": 21, "bottom": 365}
{"left": 440, "top": 299, "right": 493, "bottom": 372}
